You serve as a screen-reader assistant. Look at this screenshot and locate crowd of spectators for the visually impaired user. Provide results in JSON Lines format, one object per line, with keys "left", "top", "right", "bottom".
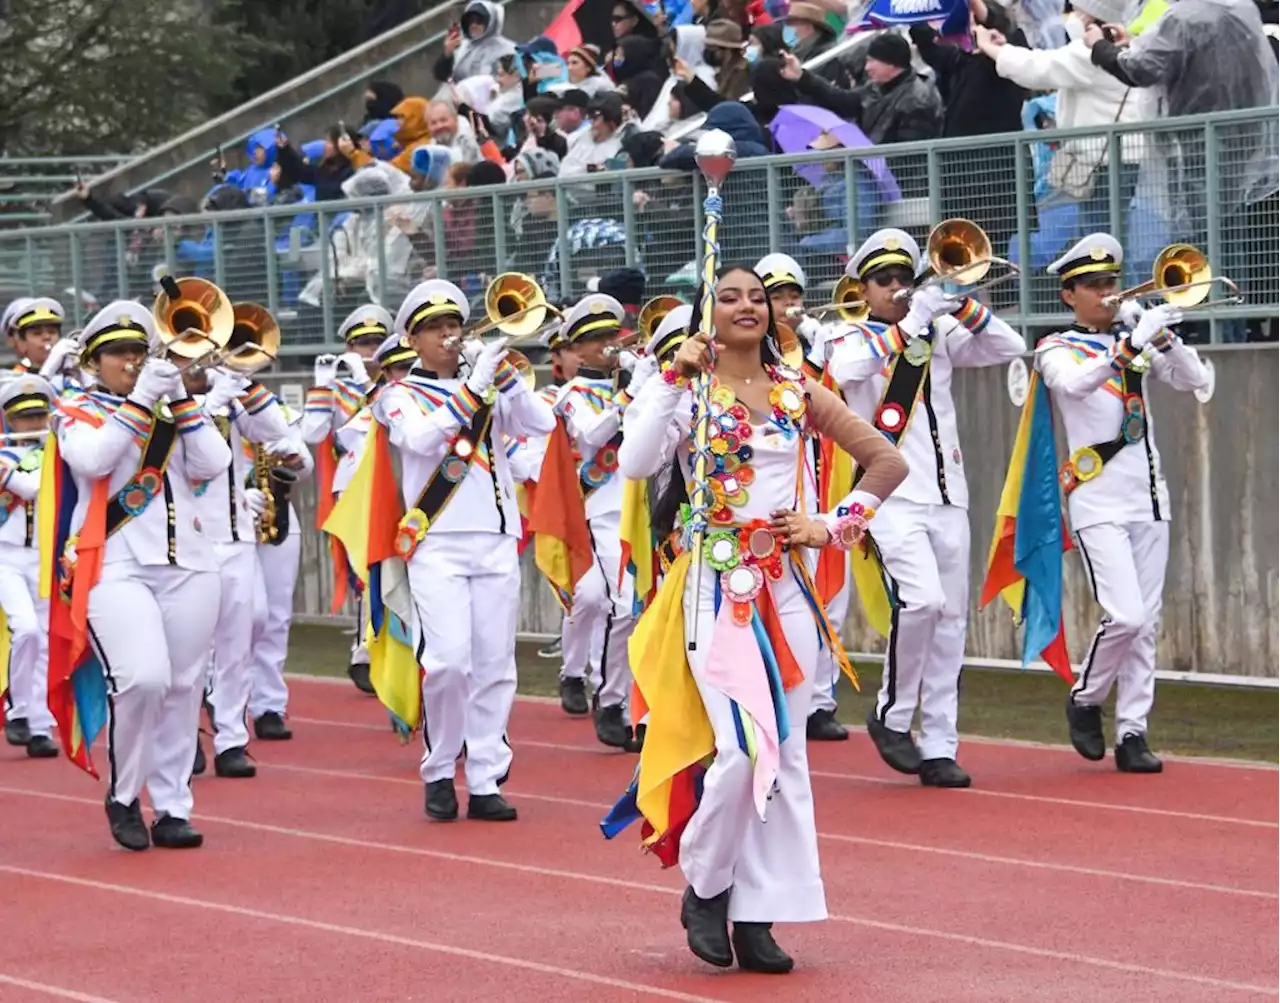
{"left": 68, "top": 0, "right": 1278, "bottom": 338}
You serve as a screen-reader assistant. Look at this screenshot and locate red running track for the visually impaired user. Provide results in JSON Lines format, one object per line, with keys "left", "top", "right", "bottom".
{"left": 0, "top": 676, "right": 1275, "bottom": 1003}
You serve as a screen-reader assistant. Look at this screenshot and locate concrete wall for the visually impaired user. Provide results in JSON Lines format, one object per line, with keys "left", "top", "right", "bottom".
{"left": 50, "top": 0, "right": 566, "bottom": 219}
{"left": 261, "top": 344, "right": 1280, "bottom": 682}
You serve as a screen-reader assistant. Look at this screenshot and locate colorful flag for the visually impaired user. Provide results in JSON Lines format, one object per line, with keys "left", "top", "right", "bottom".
{"left": 528, "top": 419, "right": 593, "bottom": 611}
{"left": 980, "top": 373, "right": 1073, "bottom": 682}
{"left": 618, "top": 477, "right": 655, "bottom": 610}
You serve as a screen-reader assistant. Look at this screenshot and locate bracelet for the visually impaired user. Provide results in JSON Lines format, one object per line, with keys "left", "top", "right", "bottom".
{"left": 829, "top": 501, "right": 875, "bottom": 551}
{"left": 660, "top": 365, "right": 690, "bottom": 388}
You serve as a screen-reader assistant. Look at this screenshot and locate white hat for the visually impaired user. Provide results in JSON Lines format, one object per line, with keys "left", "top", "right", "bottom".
{"left": 646, "top": 303, "right": 694, "bottom": 361}
{"left": 755, "top": 253, "right": 807, "bottom": 294}
{"left": 1, "top": 298, "right": 33, "bottom": 336}
{"left": 394, "top": 280, "right": 470, "bottom": 338}
{"left": 337, "top": 303, "right": 393, "bottom": 344}
{"left": 559, "top": 293, "right": 625, "bottom": 346}
{"left": 0, "top": 372, "right": 55, "bottom": 419}
{"left": 80, "top": 300, "right": 153, "bottom": 360}
{"left": 1047, "top": 233, "right": 1124, "bottom": 285}
{"left": 374, "top": 331, "right": 418, "bottom": 368}
{"left": 12, "top": 297, "right": 64, "bottom": 333}
{"left": 846, "top": 228, "right": 921, "bottom": 281}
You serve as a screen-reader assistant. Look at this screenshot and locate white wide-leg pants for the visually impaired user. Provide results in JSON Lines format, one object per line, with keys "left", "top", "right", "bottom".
{"left": 0, "top": 545, "right": 51, "bottom": 736}
{"left": 248, "top": 531, "right": 301, "bottom": 719}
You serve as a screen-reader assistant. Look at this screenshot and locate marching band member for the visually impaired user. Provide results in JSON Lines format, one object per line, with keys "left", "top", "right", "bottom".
{"left": 555, "top": 293, "right": 642, "bottom": 750}
{"left": 56, "top": 301, "right": 229, "bottom": 850}
{"left": 379, "top": 280, "right": 555, "bottom": 822}
{"left": 826, "top": 229, "right": 1024, "bottom": 788}
{"left": 187, "top": 362, "right": 294, "bottom": 779}
{"left": 0, "top": 375, "right": 58, "bottom": 757}
{"left": 1039, "top": 235, "right": 1210, "bottom": 773}
{"left": 3, "top": 299, "right": 33, "bottom": 363}
{"left": 614, "top": 265, "right": 907, "bottom": 972}
{"left": 302, "top": 305, "right": 387, "bottom": 695}
{"left": 9, "top": 298, "right": 65, "bottom": 376}
{"left": 247, "top": 401, "right": 315, "bottom": 742}
{"left": 756, "top": 254, "right": 851, "bottom": 741}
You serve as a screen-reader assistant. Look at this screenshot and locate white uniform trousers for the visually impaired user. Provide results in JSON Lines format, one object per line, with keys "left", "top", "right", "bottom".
{"left": 810, "top": 580, "right": 850, "bottom": 716}
{"left": 0, "top": 545, "right": 52, "bottom": 737}
{"left": 88, "top": 561, "right": 220, "bottom": 820}
{"left": 872, "top": 499, "right": 971, "bottom": 761}
{"left": 206, "top": 541, "right": 260, "bottom": 755}
{"left": 680, "top": 560, "right": 826, "bottom": 923}
{"left": 572, "top": 510, "right": 635, "bottom": 715}
{"left": 410, "top": 532, "right": 519, "bottom": 796}
{"left": 351, "top": 589, "right": 371, "bottom": 667}
{"left": 248, "top": 532, "right": 301, "bottom": 719}
{"left": 1071, "top": 521, "right": 1169, "bottom": 741}
{"left": 560, "top": 603, "right": 603, "bottom": 682}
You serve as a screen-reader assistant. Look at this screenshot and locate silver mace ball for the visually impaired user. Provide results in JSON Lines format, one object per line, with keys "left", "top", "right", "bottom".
{"left": 694, "top": 129, "right": 737, "bottom": 187}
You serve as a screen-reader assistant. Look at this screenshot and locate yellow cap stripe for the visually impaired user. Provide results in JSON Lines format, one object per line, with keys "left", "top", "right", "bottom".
{"left": 346, "top": 322, "right": 388, "bottom": 341}
{"left": 567, "top": 317, "right": 621, "bottom": 342}
{"left": 16, "top": 308, "right": 62, "bottom": 329}
{"left": 4, "top": 398, "right": 50, "bottom": 415}
{"left": 84, "top": 327, "right": 149, "bottom": 355}
{"left": 379, "top": 346, "right": 419, "bottom": 367}
{"left": 858, "top": 250, "right": 914, "bottom": 278}
{"left": 408, "top": 302, "right": 462, "bottom": 332}
{"left": 1060, "top": 260, "right": 1121, "bottom": 282}
{"left": 763, "top": 271, "right": 802, "bottom": 291}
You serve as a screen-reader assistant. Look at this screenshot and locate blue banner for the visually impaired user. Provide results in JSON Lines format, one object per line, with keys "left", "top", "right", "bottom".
{"left": 854, "top": 0, "right": 970, "bottom": 33}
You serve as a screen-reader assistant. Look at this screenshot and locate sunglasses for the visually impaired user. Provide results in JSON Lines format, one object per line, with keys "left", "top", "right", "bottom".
{"left": 868, "top": 267, "right": 914, "bottom": 287}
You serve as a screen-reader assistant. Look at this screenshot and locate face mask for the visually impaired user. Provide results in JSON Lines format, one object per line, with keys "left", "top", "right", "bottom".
{"left": 782, "top": 25, "right": 799, "bottom": 48}
{"left": 1063, "top": 12, "right": 1085, "bottom": 41}
{"left": 745, "top": 43, "right": 761, "bottom": 63}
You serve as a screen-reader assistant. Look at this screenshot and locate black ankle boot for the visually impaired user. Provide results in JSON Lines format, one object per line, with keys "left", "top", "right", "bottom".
{"left": 680, "top": 887, "right": 733, "bottom": 967}
{"left": 732, "top": 922, "right": 794, "bottom": 974}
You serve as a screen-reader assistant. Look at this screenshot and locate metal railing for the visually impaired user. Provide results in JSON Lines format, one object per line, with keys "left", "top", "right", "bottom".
{"left": 2, "top": 107, "right": 1275, "bottom": 346}
{"left": 0, "top": 156, "right": 132, "bottom": 227}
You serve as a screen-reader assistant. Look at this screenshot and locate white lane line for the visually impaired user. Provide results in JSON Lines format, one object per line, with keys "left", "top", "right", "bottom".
{"left": 0, "top": 975, "right": 122, "bottom": 1003}
{"left": 285, "top": 715, "right": 1280, "bottom": 830}
{"left": 0, "top": 865, "right": 728, "bottom": 1003}
{"left": 283, "top": 673, "right": 1280, "bottom": 771}
{"left": 2, "top": 787, "right": 1274, "bottom": 997}
{"left": 258, "top": 761, "right": 1279, "bottom": 901}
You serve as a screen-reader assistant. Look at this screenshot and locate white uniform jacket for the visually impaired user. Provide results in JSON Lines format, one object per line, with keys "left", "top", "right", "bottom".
{"left": 376, "top": 365, "right": 555, "bottom": 539}
{"left": 826, "top": 299, "right": 1025, "bottom": 510}
{"left": 1035, "top": 324, "right": 1210, "bottom": 532}
{"left": 54, "top": 389, "right": 233, "bottom": 572}
{"left": 555, "top": 369, "right": 634, "bottom": 521}
{"left": 0, "top": 444, "right": 42, "bottom": 550}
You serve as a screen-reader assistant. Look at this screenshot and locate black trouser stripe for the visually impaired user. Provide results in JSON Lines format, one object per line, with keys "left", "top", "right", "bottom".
{"left": 86, "top": 622, "right": 120, "bottom": 801}
{"left": 415, "top": 629, "right": 431, "bottom": 754}
{"left": 1073, "top": 533, "right": 1105, "bottom": 698}
{"left": 879, "top": 601, "right": 901, "bottom": 723}
{"left": 585, "top": 520, "right": 616, "bottom": 703}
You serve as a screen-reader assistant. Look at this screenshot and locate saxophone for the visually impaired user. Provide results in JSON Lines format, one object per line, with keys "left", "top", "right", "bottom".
{"left": 253, "top": 444, "right": 297, "bottom": 546}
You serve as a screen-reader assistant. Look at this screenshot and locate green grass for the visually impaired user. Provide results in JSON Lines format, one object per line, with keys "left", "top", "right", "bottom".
{"left": 288, "top": 623, "right": 1279, "bottom": 763}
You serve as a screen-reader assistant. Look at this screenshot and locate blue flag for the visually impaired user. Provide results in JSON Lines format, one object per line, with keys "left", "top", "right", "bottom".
{"left": 854, "top": 0, "right": 970, "bottom": 33}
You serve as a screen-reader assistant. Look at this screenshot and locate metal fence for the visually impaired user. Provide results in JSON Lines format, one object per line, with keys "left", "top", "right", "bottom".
{"left": 258, "top": 342, "right": 1280, "bottom": 685}
{"left": 2, "top": 108, "right": 1275, "bottom": 347}
{"left": 0, "top": 156, "right": 132, "bottom": 228}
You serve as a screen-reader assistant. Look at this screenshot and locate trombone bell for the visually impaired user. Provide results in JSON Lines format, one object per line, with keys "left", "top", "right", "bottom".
{"left": 153, "top": 277, "right": 234, "bottom": 360}
{"left": 226, "top": 303, "right": 281, "bottom": 374}
{"left": 927, "top": 218, "right": 992, "bottom": 287}
{"left": 636, "top": 295, "right": 686, "bottom": 344}
{"left": 1153, "top": 244, "right": 1212, "bottom": 308}
{"left": 805, "top": 275, "right": 869, "bottom": 324}
{"left": 484, "top": 272, "right": 549, "bottom": 338}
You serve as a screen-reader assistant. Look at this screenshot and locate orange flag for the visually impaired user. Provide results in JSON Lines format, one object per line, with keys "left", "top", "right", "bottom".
{"left": 527, "top": 418, "right": 593, "bottom": 607}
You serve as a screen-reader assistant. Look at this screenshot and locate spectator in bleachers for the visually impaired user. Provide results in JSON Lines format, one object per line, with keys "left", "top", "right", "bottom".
{"left": 225, "top": 128, "right": 279, "bottom": 206}
{"left": 518, "top": 36, "right": 572, "bottom": 94}
{"left": 640, "top": 25, "right": 714, "bottom": 131}
{"left": 611, "top": 1, "right": 662, "bottom": 43}
{"left": 783, "top": 2, "right": 845, "bottom": 84}
{"left": 427, "top": 99, "right": 484, "bottom": 164}
{"left": 361, "top": 80, "right": 405, "bottom": 130}
{"left": 433, "top": 0, "right": 517, "bottom": 85}
{"left": 522, "top": 96, "right": 571, "bottom": 159}
{"left": 552, "top": 89, "right": 592, "bottom": 141}
{"left": 560, "top": 94, "right": 626, "bottom": 175}
{"left": 778, "top": 34, "right": 943, "bottom": 145}
{"left": 748, "top": 22, "right": 788, "bottom": 60}
{"left": 611, "top": 36, "right": 669, "bottom": 117}
{"left": 748, "top": 56, "right": 803, "bottom": 128}
{"left": 490, "top": 55, "right": 529, "bottom": 149}
{"left": 275, "top": 127, "right": 356, "bottom": 203}
{"left": 563, "top": 43, "right": 618, "bottom": 97}
{"left": 671, "top": 20, "right": 753, "bottom": 110}
{"left": 509, "top": 150, "right": 564, "bottom": 279}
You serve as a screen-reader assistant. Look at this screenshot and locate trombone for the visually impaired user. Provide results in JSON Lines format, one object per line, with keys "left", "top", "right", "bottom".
{"left": 603, "top": 294, "right": 685, "bottom": 357}
{"left": 895, "top": 218, "right": 1019, "bottom": 302}
{"left": 442, "top": 272, "right": 564, "bottom": 350}
{"left": 799, "top": 275, "right": 869, "bottom": 325}
{"left": 1102, "top": 243, "right": 1242, "bottom": 309}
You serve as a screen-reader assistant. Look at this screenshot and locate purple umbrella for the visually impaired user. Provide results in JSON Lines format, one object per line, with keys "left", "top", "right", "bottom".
{"left": 769, "top": 104, "right": 901, "bottom": 202}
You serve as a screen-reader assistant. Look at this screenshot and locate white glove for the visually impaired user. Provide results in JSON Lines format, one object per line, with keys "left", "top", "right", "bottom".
{"left": 39, "top": 338, "right": 79, "bottom": 379}
{"left": 1116, "top": 298, "right": 1145, "bottom": 330}
{"left": 1130, "top": 303, "right": 1181, "bottom": 350}
{"left": 205, "top": 369, "right": 252, "bottom": 413}
{"left": 244, "top": 488, "right": 268, "bottom": 516}
{"left": 313, "top": 355, "right": 339, "bottom": 389}
{"left": 617, "top": 350, "right": 639, "bottom": 373}
{"left": 338, "top": 351, "right": 371, "bottom": 388}
{"left": 901, "top": 284, "right": 960, "bottom": 337}
{"left": 628, "top": 353, "right": 659, "bottom": 393}
{"left": 465, "top": 337, "right": 508, "bottom": 397}
{"left": 795, "top": 316, "right": 823, "bottom": 342}
{"left": 460, "top": 338, "right": 484, "bottom": 368}
{"left": 266, "top": 436, "right": 302, "bottom": 457}
{"left": 130, "top": 359, "right": 182, "bottom": 408}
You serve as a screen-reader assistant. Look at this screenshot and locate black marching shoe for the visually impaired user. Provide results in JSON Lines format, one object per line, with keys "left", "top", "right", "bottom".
{"left": 4, "top": 716, "right": 30, "bottom": 746}
{"left": 26, "top": 735, "right": 59, "bottom": 759}
{"left": 625, "top": 722, "right": 646, "bottom": 754}
{"left": 865, "top": 710, "right": 923, "bottom": 774}
{"left": 424, "top": 778, "right": 459, "bottom": 821}
{"left": 151, "top": 815, "right": 203, "bottom": 849}
{"left": 680, "top": 887, "right": 733, "bottom": 968}
{"left": 253, "top": 712, "right": 292, "bottom": 741}
{"left": 594, "top": 702, "right": 633, "bottom": 750}
{"left": 732, "top": 922, "right": 795, "bottom": 974}
{"left": 193, "top": 735, "right": 207, "bottom": 776}
{"left": 105, "top": 797, "right": 149, "bottom": 851}
{"left": 806, "top": 709, "right": 849, "bottom": 742}
{"left": 348, "top": 662, "right": 376, "bottom": 696}
{"left": 559, "top": 676, "right": 589, "bottom": 716}
{"left": 1115, "top": 733, "right": 1163, "bottom": 773}
{"left": 467, "top": 793, "right": 518, "bottom": 821}
{"left": 1066, "top": 696, "right": 1106, "bottom": 761}
{"left": 214, "top": 746, "right": 256, "bottom": 778}
{"left": 919, "top": 758, "right": 972, "bottom": 788}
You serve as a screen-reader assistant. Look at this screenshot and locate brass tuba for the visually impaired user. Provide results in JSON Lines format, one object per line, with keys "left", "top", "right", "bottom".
{"left": 253, "top": 443, "right": 297, "bottom": 546}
